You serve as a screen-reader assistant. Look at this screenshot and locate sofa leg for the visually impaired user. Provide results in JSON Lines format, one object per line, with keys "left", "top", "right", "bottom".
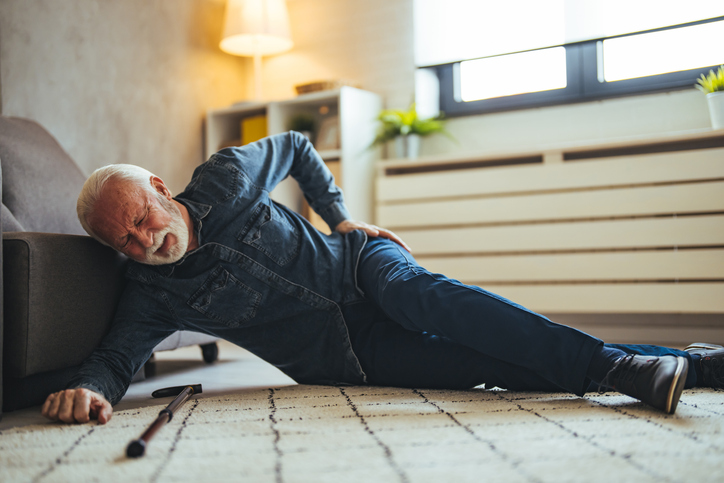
{"left": 200, "top": 343, "right": 219, "bottom": 363}
{"left": 131, "top": 364, "right": 145, "bottom": 383}
{"left": 131, "top": 354, "right": 157, "bottom": 382}
{"left": 144, "top": 354, "right": 157, "bottom": 378}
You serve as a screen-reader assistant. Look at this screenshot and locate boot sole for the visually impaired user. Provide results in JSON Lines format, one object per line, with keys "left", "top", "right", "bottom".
{"left": 666, "top": 357, "right": 688, "bottom": 414}
{"left": 684, "top": 342, "right": 724, "bottom": 352}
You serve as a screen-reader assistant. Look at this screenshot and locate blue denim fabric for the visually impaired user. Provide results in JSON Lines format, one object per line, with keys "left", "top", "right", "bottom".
{"left": 68, "top": 132, "right": 369, "bottom": 404}
{"left": 348, "top": 239, "right": 699, "bottom": 394}
{"left": 354, "top": 238, "right": 603, "bottom": 396}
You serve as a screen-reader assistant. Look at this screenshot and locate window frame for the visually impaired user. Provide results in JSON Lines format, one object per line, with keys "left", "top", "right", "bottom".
{"left": 434, "top": 17, "right": 724, "bottom": 117}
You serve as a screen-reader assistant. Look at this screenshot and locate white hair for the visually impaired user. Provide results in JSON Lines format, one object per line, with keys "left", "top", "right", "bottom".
{"left": 76, "top": 164, "right": 156, "bottom": 243}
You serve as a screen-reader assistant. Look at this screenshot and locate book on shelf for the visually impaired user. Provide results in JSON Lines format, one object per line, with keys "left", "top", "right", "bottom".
{"left": 241, "top": 115, "right": 268, "bottom": 145}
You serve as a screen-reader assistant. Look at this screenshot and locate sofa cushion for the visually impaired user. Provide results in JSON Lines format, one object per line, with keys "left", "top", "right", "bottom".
{"left": 3, "top": 233, "right": 127, "bottom": 377}
{"left": 1, "top": 203, "right": 24, "bottom": 231}
{"left": 0, "top": 116, "right": 86, "bottom": 234}
{"left": 153, "top": 330, "right": 219, "bottom": 352}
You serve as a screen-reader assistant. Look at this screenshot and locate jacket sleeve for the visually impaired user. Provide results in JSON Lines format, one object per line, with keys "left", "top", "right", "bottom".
{"left": 65, "top": 283, "right": 181, "bottom": 405}
{"left": 191, "top": 131, "right": 351, "bottom": 231}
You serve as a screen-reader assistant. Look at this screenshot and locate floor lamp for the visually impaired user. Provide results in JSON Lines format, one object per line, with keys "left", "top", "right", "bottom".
{"left": 220, "top": 0, "right": 294, "bottom": 101}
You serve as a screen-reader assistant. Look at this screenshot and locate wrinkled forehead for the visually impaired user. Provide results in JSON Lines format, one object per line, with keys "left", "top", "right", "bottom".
{"left": 102, "top": 176, "right": 144, "bottom": 200}
{"left": 91, "top": 177, "right": 148, "bottom": 229}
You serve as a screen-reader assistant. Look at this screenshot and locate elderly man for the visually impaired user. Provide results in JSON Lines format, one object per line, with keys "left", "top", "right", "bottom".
{"left": 42, "top": 132, "right": 723, "bottom": 424}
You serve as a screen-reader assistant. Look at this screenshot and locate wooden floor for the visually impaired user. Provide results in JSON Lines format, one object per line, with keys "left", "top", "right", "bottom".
{"left": 0, "top": 341, "right": 295, "bottom": 430}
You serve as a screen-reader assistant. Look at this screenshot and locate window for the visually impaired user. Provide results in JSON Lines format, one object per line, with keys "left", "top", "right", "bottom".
{"left": 413, "top": 1, "right": 724, "bottom": 116}
{"left": 459, "top": 47, "right": 568, "bottom": 102}
{"left": 601, "top": 21, "right": 724, "bottom": 82}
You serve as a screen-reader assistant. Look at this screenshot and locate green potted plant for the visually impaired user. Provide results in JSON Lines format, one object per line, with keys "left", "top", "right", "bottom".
{"left": 287, "top": 113, "right": 316, "bottom": 141}
{"left": 371, "top": 104, "right": 452, "bottom": 159}
{"left": 696, "top": 65, "right": 724, "bottom": 130}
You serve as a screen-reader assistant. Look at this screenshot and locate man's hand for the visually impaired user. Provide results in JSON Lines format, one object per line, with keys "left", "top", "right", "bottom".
{"left": 335, "top": 220, "right": 411, "bottom": 253}
{"left": 41, "top": 388, "right": 113, "bottom": 424}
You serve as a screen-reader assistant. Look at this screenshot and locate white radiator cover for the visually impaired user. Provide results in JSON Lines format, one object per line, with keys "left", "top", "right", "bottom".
{"left": 375, "top": 129, "right": 724, "bottom": 346}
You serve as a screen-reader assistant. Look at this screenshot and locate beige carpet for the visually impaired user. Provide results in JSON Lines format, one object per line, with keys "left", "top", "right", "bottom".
{"left": 1, "top": 385, "right": 722, "bottom": 483}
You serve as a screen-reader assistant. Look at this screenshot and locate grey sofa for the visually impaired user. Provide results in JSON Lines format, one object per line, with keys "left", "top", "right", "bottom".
{"left": 1, "top": 115, "right": 218, "bottom": 418}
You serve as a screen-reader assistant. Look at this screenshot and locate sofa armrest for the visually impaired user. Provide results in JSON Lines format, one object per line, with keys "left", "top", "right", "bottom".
{"left": 1, "top": 163, "right": 4, "bottom": 417}
{"left": 3, "top": 232, "right": 127, "bottom": 378}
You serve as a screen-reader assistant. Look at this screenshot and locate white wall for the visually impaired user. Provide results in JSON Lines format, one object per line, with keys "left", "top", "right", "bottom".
{"left": 261, "top": 0, "right": 416, "bottom": 110}
{"left": 0, "top": 0, "right": 247, "bottom": 194}
{"left": 424, "top": 90, "right": 712, "bottom": 157}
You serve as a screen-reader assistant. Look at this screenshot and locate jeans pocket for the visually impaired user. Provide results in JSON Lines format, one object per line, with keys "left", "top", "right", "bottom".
{"left": 187, "top": 265, "right": 262, "bottom": 328}
{"left": 237, "top": 202, "right": 300, "bottom": 266}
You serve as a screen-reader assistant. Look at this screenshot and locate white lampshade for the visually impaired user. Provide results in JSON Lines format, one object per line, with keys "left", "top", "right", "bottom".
{"left": 220, "top": 0, "right": 294, "bottom": 57}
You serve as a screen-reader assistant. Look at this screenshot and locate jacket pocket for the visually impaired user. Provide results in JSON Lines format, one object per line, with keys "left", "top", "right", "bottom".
{"left": 237, "top": 201, "right": 300, "bottom": 266}
{"left": 188, "top": 266, "right": 261, "bottom": 328}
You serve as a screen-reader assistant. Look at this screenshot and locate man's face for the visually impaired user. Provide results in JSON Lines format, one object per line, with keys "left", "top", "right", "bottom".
{"left": 90, "top": 177, "right": 190, "bottom": 265}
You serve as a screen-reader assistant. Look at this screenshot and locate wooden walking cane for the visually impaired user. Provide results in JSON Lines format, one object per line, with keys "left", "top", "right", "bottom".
{"left": 126, "top": 384, "right": 203, "bottom": 458}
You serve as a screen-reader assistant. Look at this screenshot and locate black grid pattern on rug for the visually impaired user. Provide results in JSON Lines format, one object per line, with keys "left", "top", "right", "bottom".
{"left": 1, "top": 386, "right": 722, "bottom": 483}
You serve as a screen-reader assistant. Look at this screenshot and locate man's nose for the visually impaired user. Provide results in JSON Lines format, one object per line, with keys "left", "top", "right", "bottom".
{"left": 136, "top": 228, "right": 154, "bottom": 248}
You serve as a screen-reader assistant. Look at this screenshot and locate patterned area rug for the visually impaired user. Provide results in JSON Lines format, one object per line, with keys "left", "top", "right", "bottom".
{"left": 1, "top": 385, "right": 722, "bottom": 483}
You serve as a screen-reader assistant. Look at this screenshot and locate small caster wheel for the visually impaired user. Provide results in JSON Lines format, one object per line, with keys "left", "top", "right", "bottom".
{"left": 201, "top": 342, "right": 219, "bottom": 363}
{"left": 144, "top": 359, "right": 157, "bottom": 378}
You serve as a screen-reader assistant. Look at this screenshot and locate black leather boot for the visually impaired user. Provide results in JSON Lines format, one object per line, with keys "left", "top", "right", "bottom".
{"left": 685, "top": 343, "right": 724, "bottom": 389}
{"left": 600, "top": 355, "right": 688, "bottom": 414}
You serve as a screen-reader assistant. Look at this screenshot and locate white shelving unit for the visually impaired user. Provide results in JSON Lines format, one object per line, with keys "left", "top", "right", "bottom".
{"left": 205, "top": 87, "right": 382, "bottom": 229}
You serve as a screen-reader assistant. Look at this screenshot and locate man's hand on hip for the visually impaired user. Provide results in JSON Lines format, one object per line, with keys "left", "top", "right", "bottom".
{"left": 335, "top": 220, "right": 411, "bottom": 253}
{"left": 41, "top": 388, "right": 113, "bottom": 424}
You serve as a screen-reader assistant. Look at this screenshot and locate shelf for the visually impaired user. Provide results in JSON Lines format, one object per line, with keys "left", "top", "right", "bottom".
{"left": 214, "top": 101, "right": 267, "bottom": 115}
{"left": 205, "top": 87, "right": 382, "bottom": 225}
{"left": 317, "top": 149, "right": 342, "bottom": 160}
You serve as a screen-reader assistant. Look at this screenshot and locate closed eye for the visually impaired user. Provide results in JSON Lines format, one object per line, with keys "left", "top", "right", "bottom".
{"left": 136, "top": 206, "right": 149, "bottom": 226}
{"left": 119, "top": 205, "right": 148, "bottom": 249}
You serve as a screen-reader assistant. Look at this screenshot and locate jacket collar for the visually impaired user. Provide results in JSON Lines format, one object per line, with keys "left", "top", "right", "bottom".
{"left": 176, "top": 197, "right": 212, "bottom": 232}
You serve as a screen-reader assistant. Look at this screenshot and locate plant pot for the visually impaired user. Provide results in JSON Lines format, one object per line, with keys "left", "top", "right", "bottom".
{"left": 706, "top": 91, "right": 724, "bottom": 130}
{"left": 394, "top": 134, "right": 421, "bottom": 159}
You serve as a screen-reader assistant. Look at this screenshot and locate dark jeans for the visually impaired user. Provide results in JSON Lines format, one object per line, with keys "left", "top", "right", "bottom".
{"left": 348, "top": 238, "right": 696, "bottom": 394}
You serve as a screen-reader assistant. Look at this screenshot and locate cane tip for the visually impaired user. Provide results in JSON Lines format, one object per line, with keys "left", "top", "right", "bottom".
{"left": 126, "top": 439, "right": 146, "bottom": 458}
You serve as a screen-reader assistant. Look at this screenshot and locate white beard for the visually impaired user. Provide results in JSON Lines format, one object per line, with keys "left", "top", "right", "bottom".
{"left": 142, "top": 195, "right": 190, "bottom": 265}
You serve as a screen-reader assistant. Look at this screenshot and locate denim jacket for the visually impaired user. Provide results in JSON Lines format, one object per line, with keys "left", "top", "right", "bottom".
{"left": 68, "top": 132, "right": 369, "bottom": 404}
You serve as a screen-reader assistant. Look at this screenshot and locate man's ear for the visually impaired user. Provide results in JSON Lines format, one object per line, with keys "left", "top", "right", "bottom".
{"left": 150, "top": 176, "right": 173, "bottom": 200}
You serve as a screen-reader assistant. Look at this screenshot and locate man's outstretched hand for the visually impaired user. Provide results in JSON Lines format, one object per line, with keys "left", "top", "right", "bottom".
{"left": 41, "top": 388, "right": 113, "bottom": 424}
{"left": 335, "top": 220, "right": 411, "bottom": 253}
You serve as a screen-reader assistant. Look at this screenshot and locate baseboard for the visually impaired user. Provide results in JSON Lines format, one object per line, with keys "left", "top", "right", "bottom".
{"left": 546, "top": 313, "right": 724, "bottom": 347}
